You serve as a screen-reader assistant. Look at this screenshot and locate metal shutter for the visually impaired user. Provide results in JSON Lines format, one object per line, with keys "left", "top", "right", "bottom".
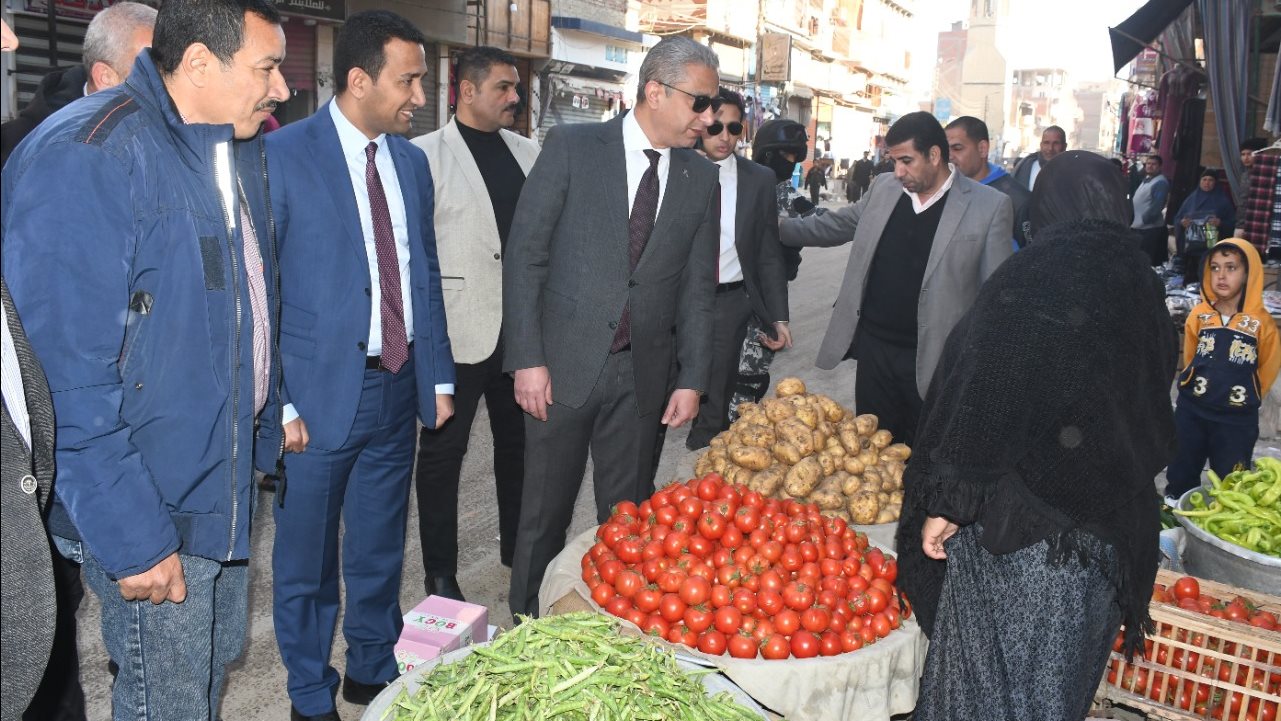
{"left": 11, "top": 12, "right": 87, "bottom": 112}
{"left": 408, "top": 42, "right": 439, "bottom": 138}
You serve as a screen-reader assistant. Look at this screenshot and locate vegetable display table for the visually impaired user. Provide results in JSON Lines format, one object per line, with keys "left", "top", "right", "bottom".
{"left": 540, "top": 527, "right": 928, "bottom": 721}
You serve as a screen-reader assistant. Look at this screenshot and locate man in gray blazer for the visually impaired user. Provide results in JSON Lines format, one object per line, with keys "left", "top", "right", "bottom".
{"left": 503, "top": 35, "right": 721, "bottom": 618}
{"left": 410, "top": 46, "right": 540, "bottom": 602}
{"left": 781, "top": 111, "right": 1013, "bottom": 445}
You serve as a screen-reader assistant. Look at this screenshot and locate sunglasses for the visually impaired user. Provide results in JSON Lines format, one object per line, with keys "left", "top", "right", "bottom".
{"left": 656, "top": 81, "right": 723, "bottom": 113}
{"left": 706, "top": 121, "right": 744, "bottom": 137}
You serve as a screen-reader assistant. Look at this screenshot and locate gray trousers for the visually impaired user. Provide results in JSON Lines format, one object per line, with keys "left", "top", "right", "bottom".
{"left": 508, "top": 350, "right": 662, "bottom": 618}
{"left": 686, "top": 286, "right": 753, "bottom": 449}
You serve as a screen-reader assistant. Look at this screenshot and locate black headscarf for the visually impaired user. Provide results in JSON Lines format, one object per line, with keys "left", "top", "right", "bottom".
{"left": 896, "top": 150, "right": 1176, "bottom": 656}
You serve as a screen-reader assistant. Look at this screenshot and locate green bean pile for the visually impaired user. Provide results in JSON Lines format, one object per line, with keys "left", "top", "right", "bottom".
{"left": 1176, "top": 456, "right": 1281, "bottom": 557}
{"left": 381, "top": 612, "right": 765, "bottom": 721}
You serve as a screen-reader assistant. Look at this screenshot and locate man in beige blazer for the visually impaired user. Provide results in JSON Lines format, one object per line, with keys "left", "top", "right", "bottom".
{"left": 410, "top": 46, "right": 539, "bottom": 601}
{"left": 780, "top": 111, "right": 1012, "bottom": 445}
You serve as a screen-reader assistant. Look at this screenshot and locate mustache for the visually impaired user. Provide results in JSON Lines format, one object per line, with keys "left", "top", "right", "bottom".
{"left": 255, "top": 100, "right": 279, "bottom": 113}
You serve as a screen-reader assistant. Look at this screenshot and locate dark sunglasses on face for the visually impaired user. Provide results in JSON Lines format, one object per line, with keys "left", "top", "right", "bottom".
{"left": 706, "top": 121, "right": 744, "bottom": 137}
{"left": 656, "top": 81, "right": 723, "bottom": 113}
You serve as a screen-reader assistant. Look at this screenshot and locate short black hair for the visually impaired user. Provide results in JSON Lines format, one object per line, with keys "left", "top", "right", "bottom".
{"left": 945, "top": 115, "right": 988, "bottom": 143}
{"left": 1043, "top": 125, "right": 1066, "bottom": 142}
{"left": 456, "top": 46, "right": 518, "bottom": 90}
{"left": 1241, "top": 137, "right": 1268, "bottom": 152}
{"left": 1210, "top": 242, "right": 1247, "bottom": 267}
{"left": 151, "top": 0, "right": 280, "bottom": 75}
{"left": 1146, "top": 153, "right": 1163, "bottom": 165}
{"left": 717, "top": 87, "right": 745, "bottom": 117}
{"left": 885, "top": 111, "right": 949, "bottom": 164}
{"left": 334, "top": 11, "right": 427, "bottom": 94}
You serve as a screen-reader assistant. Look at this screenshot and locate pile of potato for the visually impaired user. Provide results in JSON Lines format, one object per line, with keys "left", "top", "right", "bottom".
{"left": 693, "top": 377, "right": 911, "bottom": 525}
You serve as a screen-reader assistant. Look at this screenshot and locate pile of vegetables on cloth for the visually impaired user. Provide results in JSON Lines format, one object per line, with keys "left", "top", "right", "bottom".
{"left": 1103, "top": 576, "right": 1280, "bottom": 718}
{"left": 694, "top": 378, "right": 911, "bottom": 525}
{"left": 381, "top": 612, "right": 763, "bottom": 721}
{"left": 1176, "top": 457, "right": 1281, "bottom": 557}
{"left": 582, "top": 472, "right": 910, "bottom": 661}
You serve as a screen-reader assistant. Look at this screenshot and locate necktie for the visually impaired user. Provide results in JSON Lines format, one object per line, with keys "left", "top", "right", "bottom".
{"left": 611, "top": 149, "right": 661, "bottom": 353}
{"left": 237, "top": 185, "right": 271, "bottom": 415}
{"left": 366, "top": 141, "right": 408, "bottom": 374}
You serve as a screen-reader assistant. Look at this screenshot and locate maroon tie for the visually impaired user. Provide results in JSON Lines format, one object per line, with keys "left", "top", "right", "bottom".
{"left": 611, "top": 149, "right": 661, "bottom": 353}
{"left": 365, "top": 141, "right": 408, "bottom": 373}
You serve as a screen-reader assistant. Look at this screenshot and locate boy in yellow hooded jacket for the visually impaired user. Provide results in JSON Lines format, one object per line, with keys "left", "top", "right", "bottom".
{"left": 1166, "top": 237, "right": 1281, "bottom": 502}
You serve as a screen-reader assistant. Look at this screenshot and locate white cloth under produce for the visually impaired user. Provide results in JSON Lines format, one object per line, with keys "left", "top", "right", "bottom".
{"left": 539, "top": 527, "right": 929, "bottom": 721}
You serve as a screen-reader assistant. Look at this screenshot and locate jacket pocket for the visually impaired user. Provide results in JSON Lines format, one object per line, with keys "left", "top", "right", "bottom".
{"left": 120, "top": 290, "right": 154, "bottom": 378}
{"left": 441, "top": 276, "right": 466, "bottom": 291}
{"left": 281, "top": 301, "right": 318, "bottom": 334}
{"left": 199, "top": 236, "right": 226, "bottom": 290}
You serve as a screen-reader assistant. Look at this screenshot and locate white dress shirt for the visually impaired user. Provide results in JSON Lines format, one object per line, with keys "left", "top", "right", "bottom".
{"left": 1, "top": 306, "right": 31, "bottom": 449}
{"left": 715, "top": 155, "right": 742, "bottom": 283}
{"left": 1028, "top": 158, "right": 1042, "bottom": 191}
{"left": 622, "top": 110, "right": 671, "bottom": 218}
{"left": 905, "top": 164, "right": 958, "bottom": 214}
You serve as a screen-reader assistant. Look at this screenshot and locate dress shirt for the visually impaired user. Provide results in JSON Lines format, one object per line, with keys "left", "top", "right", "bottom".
{"left": 1028, "top": 158, "right": 1042, "bottom": 191}
{"left": 622, "top": 110, "right": 671, "bottom": 218}
{"left": 905, "top": 164, "right": 957, "bottom": 214}
{"left": 1, "top": 306, "right": 31, "bottom": 449}
{"left": 715, "top": 155, "right": 742, "bottom": 283}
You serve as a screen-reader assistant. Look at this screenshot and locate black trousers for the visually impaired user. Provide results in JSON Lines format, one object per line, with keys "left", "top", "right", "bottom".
{"left": 1137, "top": 226, "right": 1169, "bottom": 267}
{"left": 686, "top": 286, "right": 754, "bottom": 450}
{"left": 508, "top": 350, "right": 661, "bottom": 618}
{"left": 1164, "top": 402, "right": 1258, "bottom": 500}
{"left": 414, "top": 347, "right": 524, "bottom": 576}
{"left": 23, "top": 549, "right": 86, "bottom": 721}
{"left": 852, "top": 333, "right": 923, "bottom": 447}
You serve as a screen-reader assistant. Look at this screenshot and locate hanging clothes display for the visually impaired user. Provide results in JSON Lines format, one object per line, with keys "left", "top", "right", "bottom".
{"left": 1238, "top": 148, "right": 1280, "bottom": 259}
{"left": 1128, "top": 90, "right": 1158, "bottom": 155}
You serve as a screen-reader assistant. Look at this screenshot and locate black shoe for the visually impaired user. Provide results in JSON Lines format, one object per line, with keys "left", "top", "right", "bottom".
{"left": 341, "top": 674, "right": 391, "bottom": 706}
{"left": 290, "top": 706, "right": 341, "bottom": 721}
{"left": 425, "top": 575, "right": 466, "bottom": 602}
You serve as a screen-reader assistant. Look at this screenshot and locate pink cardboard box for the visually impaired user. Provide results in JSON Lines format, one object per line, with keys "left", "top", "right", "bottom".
{"left": 393, "top": 638, "right": 442, "bottom": 676}
{"left": 400, "top": 595, "right": 489, "bottom": 654}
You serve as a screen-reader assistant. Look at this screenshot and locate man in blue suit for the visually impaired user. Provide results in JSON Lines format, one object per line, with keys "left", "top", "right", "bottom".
{"left": 262, "top": 11, "right": 455, "bottom": 721}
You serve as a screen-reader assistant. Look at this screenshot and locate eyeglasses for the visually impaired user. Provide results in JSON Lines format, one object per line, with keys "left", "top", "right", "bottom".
{"left": 706, "top": 121, "right": 744, "bottom": 137}
{"left": 655, "top": 81, "right": 723, "bottom": 113}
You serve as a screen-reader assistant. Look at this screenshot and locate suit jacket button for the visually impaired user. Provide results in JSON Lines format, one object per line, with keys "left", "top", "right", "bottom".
{"left": 609, "top": 321, "right": 618, "bottom": 329}
{"left": 19, "top": 475, "right": 37, "bottom": 494}
{"left": 628, "top": 280, "right": 637, "bottom": 287}
{"left": 358, "top": 341, "right": 367, "bottom": 351}
{"left": 493, "top": 253, "right": 501, "bottom": 260}
{"left": 364, "top": 287, "right": 371, "bottom": 296}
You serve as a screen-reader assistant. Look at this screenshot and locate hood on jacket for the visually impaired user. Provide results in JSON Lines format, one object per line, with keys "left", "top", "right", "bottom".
{"left": 1200, "top": 237, "right": 1266, "bottom": 316}
{"left": 20, "top": 65, "right": 88, "bottom": 124}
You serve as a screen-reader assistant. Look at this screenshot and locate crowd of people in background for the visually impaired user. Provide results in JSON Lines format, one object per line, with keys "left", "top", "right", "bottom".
{"left": 1, "top": 2, "right": 1278, "bottom": 720}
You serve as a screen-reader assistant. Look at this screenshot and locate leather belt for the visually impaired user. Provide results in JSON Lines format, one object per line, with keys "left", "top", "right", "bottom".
{"left": 365, "top": 342, "right": 413, "bottom": 370}
{"left": 716, "top": 280, "right": 745, "bottom": 293}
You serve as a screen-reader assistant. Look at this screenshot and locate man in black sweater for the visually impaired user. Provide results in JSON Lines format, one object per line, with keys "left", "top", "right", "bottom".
{"left": 410, "top": 47, "right": 541, "bottom": 601}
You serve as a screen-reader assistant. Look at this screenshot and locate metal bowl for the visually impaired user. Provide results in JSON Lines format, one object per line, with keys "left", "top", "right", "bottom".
{"left": 1176, "top": 486, "right": 1281, "bottom": 596}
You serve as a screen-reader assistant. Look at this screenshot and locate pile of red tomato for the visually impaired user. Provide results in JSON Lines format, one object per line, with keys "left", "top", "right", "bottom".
{"left": 580, "top": 473, "right": 909, "bottom": 661}
{"left": 1103, "top": 576, "right": 1280, "bottom": 720}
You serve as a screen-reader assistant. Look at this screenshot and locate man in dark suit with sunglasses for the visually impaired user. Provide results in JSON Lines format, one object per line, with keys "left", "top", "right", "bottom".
{"left": 503, "top": 35, "right": 720, "bottom": 618}
{"left": 685, "top": 87, "right": 790, "bottom": 450}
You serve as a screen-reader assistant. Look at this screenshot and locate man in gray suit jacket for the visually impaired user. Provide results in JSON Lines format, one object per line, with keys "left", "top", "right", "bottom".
{"left": 781, "top": 111, "right": 1013, "bottom": 445}
{"left": 503, "top": 36, "right": 721, "bottom": 618}
{"left": 410, "top": 47, "right": 540, "bottom": 603}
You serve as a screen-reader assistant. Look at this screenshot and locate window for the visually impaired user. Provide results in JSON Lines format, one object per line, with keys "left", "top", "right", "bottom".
{"left": 606, "top": 45, "right": 628, "bottom": 63}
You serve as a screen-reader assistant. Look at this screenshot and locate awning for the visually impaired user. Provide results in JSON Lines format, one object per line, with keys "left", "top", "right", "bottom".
{"left": 1109, "top": 0, "right": 1196, "bottom": 74}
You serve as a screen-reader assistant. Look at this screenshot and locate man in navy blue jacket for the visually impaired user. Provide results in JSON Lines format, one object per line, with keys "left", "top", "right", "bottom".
{"left": 262, "top": 12, "right": 455, "bottom": 720}
{"left": 0, "top": 0, "right": 290, "bottom": 717}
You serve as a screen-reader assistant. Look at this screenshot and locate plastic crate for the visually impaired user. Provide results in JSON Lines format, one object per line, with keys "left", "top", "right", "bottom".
{"left": 1095, "top": 570, "right": 1281, "bottom": 720}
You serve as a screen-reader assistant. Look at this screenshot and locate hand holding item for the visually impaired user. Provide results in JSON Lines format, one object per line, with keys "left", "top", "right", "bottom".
{"left": 760, "top": 322, "right": 793, "bottom": 351}
{"left": 921, "top": 515, "right": 959, "bottom": 560}
{"left": 514, "top": 366, "right": 553, "bottom": 421}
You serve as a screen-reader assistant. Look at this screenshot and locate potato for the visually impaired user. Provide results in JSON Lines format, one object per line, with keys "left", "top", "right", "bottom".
{"left": 870, "top": 429, "right": 893, "bottom": 450}
{"left": 729, "top": 444, "right": 773, "bottom": 471}
{"left": 815, "top": 450, "right": 837, "bottom": 476}
{"left": 841, "top": 473, "right": 863, "bottom": 495}
{"left": 828, "top": 509, "right": 853, "bottom": 522}
{"left": 839, "top": 428, "right": 862, "bottom": 455}
{"left": 724, "top": 465, "right": 755, "bottom": 487}
{"left": 875, "top": 507, "right": 898, "bottom": 524}
{"left": 783, "top": 457, "right": 823, "bottom": 497}
{"left": 880, "top": 459, "right": 905, "bottom": 481}
{"left": 877, "top": 491, "right": 891, "bottom": 506}
{"left": 847, "top": 492, "right": 880, "bottom": 525}
{"left": 776, "top": 418, "right": 816, "bottom": 456}
{"left": 812, "top": 394, "right": 847, "bottom": 423}
{"left": 735, "top": 401, "right": 760, "bottom": 418}
{"left": 761, "top": 398, "right": 792, "bottom": 424}
{"left": 694, "top": 456, "right": 713, "bottom": 478}
{"left": 825, "top": 440, "right": 847, "bottom": 458}
{"left": 810, "top": 478, "right": 845, "bottom": 510}
{"left": 858, "top": 448, "right": 879, "bottom": 468}
{"left": 880, "top": 474, "right": 899, "bottom": 492}
{"left": 862, "top": 466, "right": 881, "bottom": 486}
{"left": 738, "top": 424, "right": 777, "bottom": 449}
{"left": 836, "top": 417, "right": 858, "bottom": 434}
{"left": 843, "top": 456, "right": 866, "bottom": 475}
{"left": 775, "top": 377, "right": 807, "bottom": 397}
{"left": 888, "top": 490, "right": 903, "bottom": 506}
{"left": 880, "top": 443, "right": 912, "bottom": 461}
{"left": 750, "top": 465, "right": 786, "bottom": 497}
{"left": 739, "top": 405, "right": 769, "bottom": 427}
{"left": 772, "top": 441, "right": 802, "bottom": 465}
{"left": 794, "top": 403, "right": 820, "bottom": 430}
{"left": 711, "top": 455, "right": 730, "bottom": 475}
{"left": 709, "top": 434, "right": 729, "bottom": 450}
{"left": 854, "top": 414, "right": 879, "bottom": 436}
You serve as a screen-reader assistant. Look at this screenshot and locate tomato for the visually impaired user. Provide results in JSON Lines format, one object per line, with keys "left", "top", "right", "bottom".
{"left": 641, "top": 540, "right": 665, "bottom": 562}
{"left": 688, "top": 534, "right": 714, "bottom": 559}
{"left": 785, "top": 520, "right": 809, "bottom": 544}
{"left": 1173, "top": 576, "right": 1201, "bottom": 602}
{"left": 761, "top": 634, "right": 791, "bottom": 660}
{"left": 840, "top": 629, "right": 864, "bottom": 652}
{"left": 865, "top": 588, "right": 889, "bottom": 614}
{"left": 783, "top": 582, "right": 816, "bottom": 612}
{"left": 1178, "top": 597, "right": 1200, "bottom": 612}
{"left": 624, "top": 607, "right": 646, "bottom": 627}
{"left": 678, "top": 496, "right": 704, "bottom": 519}
{"left": 678, "top": 576, "right": 711, "bottom": 606}
{"left": 663, "top": 531, "right": 690, "bottom": 559}
{"left": 760, "top": 540, "right": 784, "bottom": 563}
{"left": 696, "top": 476, "right": 722, "bottom": 501}
{"left": 657, "top": 568, "right": 685, "bottom": 593}
{"left": 1224, "top": 600, "right": 1250, "bottom": 623}
{"left": 870, "top": 612, "right": 892, "bottom": 638}
{"left": 801, "top": 606, "right": 831, "bottom": 634}
{"left": 641, "top": 614, "right": 669, "bottom": 638}
{"left": 885, "top": 605, "right": 901, "bottom": 630}
{"left": 698, "top": 511, "right": 727, "bottom": 540}
{"left": 817, "top": 589, "right": 841, "bottom": 610}
{"left": 798, "top": 541, "right": 819, "bottom": 563}
{"left": 714, "top": 606, "right": 743, "bottom": 634}
{"left": 655, "top": 505, "right": 679, "bottom": 527}
{"left": 758, "top": 589, "right": 784, "bottom": 616}
{"left": 876, "top": 558, "right": 898, "bottom": 584}
{"left": 710, "top": 583, "right": 733, "bottom": 609}
{"left": 759, "top": 570, "right": 785, "bottom": 594}
{"left": 605, "top": 596, "right": 631, "bottom": 618}
{"left": 1251, "top": 611, "right": 1278, "bottom": 631}
{"left": 684, "top": 604, "right": 714, "bottom": 633}
{"left": 720, "top": 525, "right": 744, "bottom": 550}
{"left": 735, "top": 506, "right": 761, "bottom": 534}
{"left": 614, "top": 570, "right": 644, "bottom": 599}
{"left": 819, "top": 630, "right": 842, "bottom": 657}
{"left": 591, "top": 582, "right": 617, "bottom": 607}
{"left": 660, "top": 594, "right": 691, "bottom": 622}
{"left": 733, "top": 588, "right": 758, "bottom": 615}
{"left": 615, "top": 535, "right": 643, "bottom": 564}
{"left": 589, "top": 541, "right": 611, "bottom": 562}
{"left": 665, "top": 624, "right": 684, "bottom": 644}
{"left": 858, "top": 624, "right": 877, "bottom": 645}
{"left": 774, "top": 608, "right": 801, "bottom": 635}
{"left": 741, "top": 489, "right": 763, "bottom": 508}
{"left": 790, "top": 630, "right": 820, "bottom": 658}
{"left": 728, "top": 632, "right": 759, "bottom": 659}
{"left": 697, "top": 630, "right": 727, "bottom": 655}
{"left": 634, "top": 586, "right": 662, "bottom": 614}
{"left": 780, "top": 547, "right": 804, "bottom": 573}
{"left": 598, "top": 523, "right": 627, "bottom": 549}
{"left": 671, "top": 514, "right": 696, "bottom": 534}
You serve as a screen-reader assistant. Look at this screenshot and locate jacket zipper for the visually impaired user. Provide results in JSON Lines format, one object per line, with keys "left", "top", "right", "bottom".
{"left": 213, "top": 142, "right": 243, "bottom": 561}
{"left": 258, "top": 145, "right": 288, "bottom": 504}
